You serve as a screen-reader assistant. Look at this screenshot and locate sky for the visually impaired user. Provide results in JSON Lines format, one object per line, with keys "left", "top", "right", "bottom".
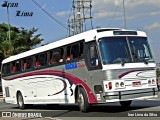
{"left": 0, "top": 0, "right": 160, "bottom": 63}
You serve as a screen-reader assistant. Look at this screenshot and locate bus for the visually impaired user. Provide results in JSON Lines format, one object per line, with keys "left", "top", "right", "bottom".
{"left": 1, "top": 28, "right": 158, "bottom": 112}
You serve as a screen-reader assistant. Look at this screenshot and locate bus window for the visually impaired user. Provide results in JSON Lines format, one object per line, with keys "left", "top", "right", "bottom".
{"left": 27, "top": 57, "right": 32, "bottom": 69}
{"left": 11, "top": 62, "right": 16, "bottom": 73}
{"left": 2, "top": 64, "right": 10, "bottom": 75}
{"left": 79, "top": 42, "right": 84, "bottom": 57}
{"left": 39, "top": 53, "right": 47, "bottom": 66}
{"left": 49, "top": 51, "right": 54, "bottom": 64}
{"left": 89, "top": 45, "right": 99, "bottom": 67}
{"left": 21, "top": 58, "right": 27, "bottom": 71}
{"left": 71, "top": 44, "right": 79, "bottom": 59}
{"left": 35, "top": 55, "right": 41, "bottom": 68}
{"left": 59, "top": 48, "right": 64, "bottom": 62}
{"left": 15, "top": 61, "right": 21, "bottom": 72}
{"left": 53, "top": 49, "right": 61, "bottom": 63}
{"left": 66, "top": 46, "right": 71, "bottom": 61}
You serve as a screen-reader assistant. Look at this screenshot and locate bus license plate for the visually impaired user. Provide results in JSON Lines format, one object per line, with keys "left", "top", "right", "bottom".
{"left": 132, "top": 81, "right": 141, "bottom": 87}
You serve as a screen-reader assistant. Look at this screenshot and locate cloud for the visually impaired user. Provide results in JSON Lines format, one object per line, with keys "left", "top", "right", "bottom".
{"left": 150, "top": 11, "right": 160, "bottom": 16}
{"left": 94, "top": 11, "right": 122, "bottom": 20}
{"left": 125, "top": 0, "right": 160, "bottom": 8}
{"left": 92, "top": 0, "right": 160, "bottom": 20}
{"left": 56, "top": 11, "right": 70, "bottom": 17}
{"left": 144, "top": 22, "right": 160, "bottom": 31}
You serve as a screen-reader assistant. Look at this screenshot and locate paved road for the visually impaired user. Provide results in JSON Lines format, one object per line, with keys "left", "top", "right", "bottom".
{"left": 0, "top": 93, "right": 160, "bottom": 120}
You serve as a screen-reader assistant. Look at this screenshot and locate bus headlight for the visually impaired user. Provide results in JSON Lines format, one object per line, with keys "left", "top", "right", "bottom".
{"left": 120, "top": 82, "right": 125, "bottom": 87}
{"left": 148, "top": 80, "right": 151, "bottom": 85}
{"left": 152, "top": 79, "right": 156, "bottom": 85}
{"left": 115, "top": 82, "right": 119, "bottom": 88}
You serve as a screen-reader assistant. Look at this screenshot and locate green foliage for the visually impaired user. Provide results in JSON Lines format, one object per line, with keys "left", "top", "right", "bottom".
{"left": 157, "top": 69, "right": 160, "bottom": 77}
{"left": 0, "top": 23, "right": 43, "bottom": 62}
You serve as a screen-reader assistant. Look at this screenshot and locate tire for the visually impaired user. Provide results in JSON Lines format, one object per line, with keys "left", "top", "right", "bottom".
{"left": 77, "top": 87, "right": 90, "bottom": 112}
{"left": 17, "top": 92, "right": 25, "bottom": 109}
{"left": 120, "top": 100, "right": 132, "bottom": 107}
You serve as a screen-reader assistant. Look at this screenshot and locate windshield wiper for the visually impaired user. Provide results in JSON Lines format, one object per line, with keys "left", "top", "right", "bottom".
{"left": 113, "top": 58, "right": 125, "bottom": 66}
{"left": 135, "top": 57, "right": 149, "bottom": 64}
{"left": 144, "top": 59, "right": 148, "bottom": 64}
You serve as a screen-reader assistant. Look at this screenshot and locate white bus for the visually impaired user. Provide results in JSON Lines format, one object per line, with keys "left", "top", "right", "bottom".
{"left": 1, "top": 28, "right": 158, "bottom": 112}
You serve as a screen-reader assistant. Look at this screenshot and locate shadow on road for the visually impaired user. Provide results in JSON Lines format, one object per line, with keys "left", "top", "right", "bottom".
{"left": 11, "top": 100, "right": 160, "bottom": 113}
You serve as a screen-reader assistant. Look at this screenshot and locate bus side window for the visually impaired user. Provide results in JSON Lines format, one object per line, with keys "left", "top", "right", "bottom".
{"left": 53, "top": 50, "right": 61, "bottom": 63}
{"left": 49, "top": 51, "right": 54, "bottom": 64}
{"left": 89, "top": 45, "right": 99, "bottom": 67}
{"left": 66, "top": 46, "right": 71, "bottom": 61}
{"left": 35, "top": 55, "right": 41, "bottom": 68}
{"left": 15, "top": 61, "right": 21, "bottom": 72}
{"left": 27, "top": 57, "right": 32, "bottom": 69}
{"left": 2, "top": 64, "right": 7, "bottom": 76}
{"left": 2, "top": 64, "right": 10, "bottom": 76}
{"left": 39, "top": 53, "right": 47, "bottom": 66}
{"left": 71, "top": 44, "right": 79, "bottom": 59}
{"left": 11, "top": 62, "right": 16, "bottom": 73}
{"left": 21, "top": 58, "right": 27, "bottom": 71}
{"left": 59, "top": 48, "right": 64, "bottom": 62}
{"left": 79, "top": 42, "right": 84, "bottom": 57}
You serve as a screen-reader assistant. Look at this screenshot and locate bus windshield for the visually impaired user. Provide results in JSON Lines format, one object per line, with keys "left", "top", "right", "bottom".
{"left": 99, "top": 37, "right": 154, "bottom": 65}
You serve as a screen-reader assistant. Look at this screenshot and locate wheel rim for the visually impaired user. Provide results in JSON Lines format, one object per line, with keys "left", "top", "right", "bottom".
{"left": 78, "top": 93, "right": 84, "bottom": 109}
{"left": 18, "top": 95, "right": 23, "bottom": 107}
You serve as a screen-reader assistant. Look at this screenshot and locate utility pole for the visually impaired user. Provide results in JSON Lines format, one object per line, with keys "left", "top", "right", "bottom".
{"left": 77, "top": 1, "right": 81, "bottom": 34}
{"left": 68, "top": 0, "right": 93, "bottom": 36}
{"left": 123, "top": 0, "right": 126, "bottom": 29}
{"left": 1, "top": 3, "right": 11, "bottom": 42}
{"left": 7, "top": 6, "right": 11, "bottom": 43}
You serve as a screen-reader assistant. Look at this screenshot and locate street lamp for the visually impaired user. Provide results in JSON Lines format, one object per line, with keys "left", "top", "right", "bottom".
{"left": 1, "top": 2, "right": 11, "bottom": 43}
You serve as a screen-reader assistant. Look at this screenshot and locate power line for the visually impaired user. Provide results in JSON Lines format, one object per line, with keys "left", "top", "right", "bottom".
{"left": 108, "top": 0, "right": 121, "bottom": 27}
{"left": 32, "top": 0, "right": 68, "bottom": 30}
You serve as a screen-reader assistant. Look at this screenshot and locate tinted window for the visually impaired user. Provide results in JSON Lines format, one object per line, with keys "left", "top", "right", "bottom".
{"left": 21, "top": 57, "right": 32, "bottom": 70}
{"left": 89, "top": 45, "right": 100, "bottom": 67}
{"left": 71, "top": 44, "right": 80, "bottom": 59}
{"left": 39, "top": 53, "right": 47, "bottom": 66}
{"left": 2, "top": 64, "right": 10, "bottom": 75}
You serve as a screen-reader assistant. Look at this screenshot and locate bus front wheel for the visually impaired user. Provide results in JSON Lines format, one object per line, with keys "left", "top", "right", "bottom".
{"left": 77, "top": 87, "right": 90, "bottom": 112}
{"left": 17, "top": 92, "right": 25, "bottom": 109}
{"left": 120, "top": 100, "right": 132, "bottom": 107}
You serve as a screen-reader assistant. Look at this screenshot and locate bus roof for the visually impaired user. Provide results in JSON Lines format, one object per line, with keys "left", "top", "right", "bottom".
{"left": 2, "top": 28, "right": 146, "bottom": 64}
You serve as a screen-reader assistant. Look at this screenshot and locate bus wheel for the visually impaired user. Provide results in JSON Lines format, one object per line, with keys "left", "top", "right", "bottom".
{"left": 17, "top": 92, "right": 25, "bottom": 109}
{"left": 77, "top": 87, "right": 90, "bottom": 112}
{"left": 120, "top": 100, "right": 132, "bottom": 107}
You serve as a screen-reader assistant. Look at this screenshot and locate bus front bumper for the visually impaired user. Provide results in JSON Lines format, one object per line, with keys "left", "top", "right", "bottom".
{"left": 104, "top": 88, "right": 158, "bottom": 102}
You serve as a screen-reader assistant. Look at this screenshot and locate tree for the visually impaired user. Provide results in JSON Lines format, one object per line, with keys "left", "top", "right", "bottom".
{"left": 157, "top": 68, "right": 160, "bottom": 77}
{"left": 12, "top": 27, "right": 43, "bottom": 54}
{"left": 0, "top": 23, "right": 43, "bottom": 61}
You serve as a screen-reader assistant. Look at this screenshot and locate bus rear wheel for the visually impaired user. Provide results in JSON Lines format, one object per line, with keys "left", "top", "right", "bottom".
{"left": 120, "top": 100, "right": 132, "bottom": 107}
{"left": 77, "top": 87, "right": 90, "bottom": 112}
{"left": 17, "top": 92, "right": 25, "bottom": 109}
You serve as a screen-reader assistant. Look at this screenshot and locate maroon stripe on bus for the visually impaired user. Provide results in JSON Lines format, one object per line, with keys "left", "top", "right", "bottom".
{"left": 118, "top": 69, "right": 154, "bottom": 79}
{"left": 5, "top": 70, "right": 98, "bottom": 104}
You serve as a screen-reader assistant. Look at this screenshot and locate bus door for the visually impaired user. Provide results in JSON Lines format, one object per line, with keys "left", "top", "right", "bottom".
{"left": 84, "top": 41, "right": 103, "bottom": 100}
